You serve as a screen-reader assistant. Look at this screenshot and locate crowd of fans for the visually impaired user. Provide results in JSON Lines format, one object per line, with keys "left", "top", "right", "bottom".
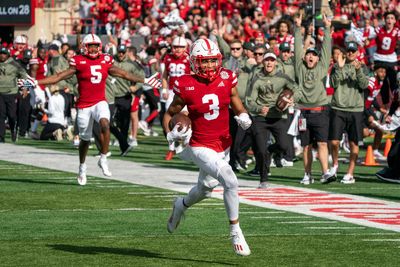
{"left": 0, "top": 0, "right": 399, "bottom": 184}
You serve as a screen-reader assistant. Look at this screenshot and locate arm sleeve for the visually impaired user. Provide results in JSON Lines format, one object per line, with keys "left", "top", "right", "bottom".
{"left": 293, "top": 27, "right": 304, "bottom": 77}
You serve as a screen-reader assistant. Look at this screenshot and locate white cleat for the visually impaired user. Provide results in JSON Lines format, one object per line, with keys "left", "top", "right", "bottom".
{"left": 300, "top": 173, "right": 314, "bottom": 185}
{"left": 77, "top": 164, "right": 87, "bottom": 186}
{"left": 231, "top": 230, "right": 251, "bottom": 256}
{"left": 341, "top": 174, "right": 355, "bottom": 184}
{"left": 98, "top": 158, "right": 112, "bottom": 177}
{"left": 167, "top": 197, "right": 186, "bottom": 233}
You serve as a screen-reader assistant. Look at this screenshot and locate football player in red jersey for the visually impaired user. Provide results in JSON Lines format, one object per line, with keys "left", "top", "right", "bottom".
{"left": 160, "top": 36, "right": 191, "bottom": 160}
{"left": 21, "top": 34, "right": 161, "bottom": 186}
{"left": 162, "top": 38, "right": 252, "bottom": 256}
{"left": 370, "top": 11, "right": 400, "bottom": 93}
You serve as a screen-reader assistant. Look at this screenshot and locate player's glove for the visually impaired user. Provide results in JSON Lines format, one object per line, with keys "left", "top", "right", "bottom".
{"left": 144, "top": 73, "right": 162, "bottom": 89}
{"left": 166, "top": 124, "right": 192, "bottom": 145}
{"left": 234, "top": 113, "right": 252, "bottom": 130}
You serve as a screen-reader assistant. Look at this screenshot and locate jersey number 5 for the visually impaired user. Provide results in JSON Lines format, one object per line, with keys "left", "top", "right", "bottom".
{"left": 202, "top": 94, "right": 219, "bottom": 120}
{"left": 90, "top": 65, "right": 102, "bottom": 84}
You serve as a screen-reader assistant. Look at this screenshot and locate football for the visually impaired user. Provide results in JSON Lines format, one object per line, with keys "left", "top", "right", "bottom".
{"left": 276, "top": 88, "right": 294, "bottom": 112}
{"left": 168, "top": 113, "right": 191, "bottom": 132}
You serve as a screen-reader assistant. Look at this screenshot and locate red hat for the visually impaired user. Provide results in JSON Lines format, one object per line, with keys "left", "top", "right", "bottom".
{"left": 254, "top": 31, "right": 264, "bottom": 38}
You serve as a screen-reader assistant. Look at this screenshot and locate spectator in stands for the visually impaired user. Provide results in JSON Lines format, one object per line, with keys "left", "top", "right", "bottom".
{"left": 77, "top": 0, "right": 96, "bottom": 34}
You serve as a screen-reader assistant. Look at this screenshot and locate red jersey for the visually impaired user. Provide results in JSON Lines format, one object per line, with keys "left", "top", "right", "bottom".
{"left": 29, "top": 57, "right": 48, "bottom": 90}
{"left": 365, "top": 76, "right": 383, "bottom": 109}
{"left": 163, "top": 53, "right": 191, "bottom": 90}
{"left": 69, "top": 54, "right": 114, "bottom": 108}
{"left": 375, "top": 26, "right": 400, "bottom": 55}
{"left": 173, "top": 68, "right": 238, "bottom": 152}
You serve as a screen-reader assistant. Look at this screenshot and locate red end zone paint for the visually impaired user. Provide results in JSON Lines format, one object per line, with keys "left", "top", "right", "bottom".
{"left": 213, "top": 188, "right": 400, "bottom": 227}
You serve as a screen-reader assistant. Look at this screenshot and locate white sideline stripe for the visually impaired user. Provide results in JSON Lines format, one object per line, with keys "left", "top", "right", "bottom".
{"left": 278, "top": 221, "right": 338, "bottom": 224}
{"left": 362, "top": 239, "right": 400, "bottom": 242}
{"left": 305, "top": 226, "right": 366, "bottom": 229}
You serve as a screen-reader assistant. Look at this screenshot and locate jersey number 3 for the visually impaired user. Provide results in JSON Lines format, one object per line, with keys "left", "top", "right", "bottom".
{"left": 202, "top": 94, "right": 219, "bottom": 120}
{"left": 90, "top": 65, "right": 102, "bottom": 84}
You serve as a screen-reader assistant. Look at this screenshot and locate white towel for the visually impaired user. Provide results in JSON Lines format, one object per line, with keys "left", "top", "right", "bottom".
{"left": 287, "top": 109, "right": 301, "bottom": 136}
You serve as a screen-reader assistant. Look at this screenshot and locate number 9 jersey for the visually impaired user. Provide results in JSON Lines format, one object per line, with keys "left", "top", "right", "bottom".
{"left": 69, "top": 54, "right": 114, "bottom": 108}
{"left": 173, "top": 68, "right": 238, "bottom": 152}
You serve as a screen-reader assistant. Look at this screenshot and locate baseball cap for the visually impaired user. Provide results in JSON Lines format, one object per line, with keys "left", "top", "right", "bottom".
{"left": 243, "top": 42, "right": 255, "bottom": 51}
{"left": 48, "top": 44, "right": 59, "bottom": 51}
{"left": 117, "top": 44, "right": 127, "bottom": 53}
{"left": 305, "top": 47, "right": 319, "bottom": 56}
{"left": 346, "top": 41, "right": 358, "bottom": 52}
{"left": 279, "top": 42, "right": 290, "bottom": 52}
{"left": 0, "top": 46, "right": 10, "bottom": 55}
{"left": 263, "top": 52, "right": 277, "bottom": 60}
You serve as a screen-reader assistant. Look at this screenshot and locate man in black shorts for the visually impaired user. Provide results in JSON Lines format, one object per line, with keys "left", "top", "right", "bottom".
{"left": 293, "top": 13, "right": 334, "bottom": 185}
{"left": 329, "top": 41, "right": 369, "bottom": 184}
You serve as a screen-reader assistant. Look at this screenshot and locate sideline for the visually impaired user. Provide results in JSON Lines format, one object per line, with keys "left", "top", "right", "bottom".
{"left": 1, "top": 143, "right": 400, "bottom": 232}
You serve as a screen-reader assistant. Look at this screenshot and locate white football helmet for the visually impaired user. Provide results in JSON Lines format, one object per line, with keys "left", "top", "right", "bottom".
{"left": 190, "top": 38, "right": 222, "bottom": 81}
{"left": 14, "top": 35, "right": 27, "bottom": 44}
{"left": 172, "top": 36, "right": 187, "bottom": 47}
{"left": 82, "top": 34, "right": 102, "bottom": 58}
{"left": 172, "top": 36, "right": 187, "bottom": 58}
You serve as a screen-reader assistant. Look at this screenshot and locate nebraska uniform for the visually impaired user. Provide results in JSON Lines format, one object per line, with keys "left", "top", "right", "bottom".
{"left": 372, "top": 26, "right": 400, "bottom": 63}
{"left": 165, "top": 38, "right": 251, "bottom": 257}
{"left": 69, "top": 53, "right": 114, "bottom": 108}
{"left": 164, "top": 53, "right": 191, "bottom": 90}
{"left": 365, "top": 76, "right": 383, "bottom": 109}
{"left": 173, "top": 69, "right": 237, "bottom": 152}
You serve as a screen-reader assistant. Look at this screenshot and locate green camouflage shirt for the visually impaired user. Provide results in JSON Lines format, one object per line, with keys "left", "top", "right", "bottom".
{"left": 0, "top": 57, "right": 28, "bottom": 94}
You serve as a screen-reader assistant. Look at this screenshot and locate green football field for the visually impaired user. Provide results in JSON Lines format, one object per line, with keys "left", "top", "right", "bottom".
{"left": 1, "top": 131, "right": 400, "bottom": 266}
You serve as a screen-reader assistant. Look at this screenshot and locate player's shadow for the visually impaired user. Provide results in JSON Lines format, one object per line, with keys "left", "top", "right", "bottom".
{"left": 0, "top": 177, "right": 71, "bottom": 186}
{"left": 47, "top": 244, "right": 237, "bottom": 265}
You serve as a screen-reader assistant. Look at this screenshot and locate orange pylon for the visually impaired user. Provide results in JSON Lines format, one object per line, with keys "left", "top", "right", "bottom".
{"left": 363, "top": 145, "right": 379, "bottom": 166}
{"left": 384, "top": 138, "right": 392, "bottom": 157}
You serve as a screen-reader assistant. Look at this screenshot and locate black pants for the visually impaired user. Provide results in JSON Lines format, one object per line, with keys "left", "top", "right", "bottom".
{"left": 0, "top": 93, "right": 17, "bottom": 142}
{"left": 388, "top": 128, "right": 400, "bottom": 175}
{"left": 251, "top": 116, "right": 291, "bottom": 182}
{"left": 40, "top": 123, "right": 64, "bottom": 140}
{"left": 17, "top": 93, "right": 31, "bottom": 136}
{"left": 142, "top": 89, "right": 160, "bottom": 127}
{"left": 375, "top": 60, "right": 398, "bottom": 104}
{"left": 114, "top": 94, "right": 133, "bottom": 141}
{"left": 93, "top": 104, "right": 129, "bottom": 153}
{"left": 229, "top": 109, "right": 253, "bottom": 168}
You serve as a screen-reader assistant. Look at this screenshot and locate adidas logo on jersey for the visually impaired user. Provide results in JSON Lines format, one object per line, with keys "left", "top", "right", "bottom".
{"left": 217, "top": 81, "right": 225, "bottom": 87}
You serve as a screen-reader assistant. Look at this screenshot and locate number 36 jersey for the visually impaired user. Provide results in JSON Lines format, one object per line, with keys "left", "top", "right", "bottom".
{"left": 69, "top": 54, "right": 114, "bottom": 108}
{"left": 173, "top": 68, "right": 238, "bottom": 152}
